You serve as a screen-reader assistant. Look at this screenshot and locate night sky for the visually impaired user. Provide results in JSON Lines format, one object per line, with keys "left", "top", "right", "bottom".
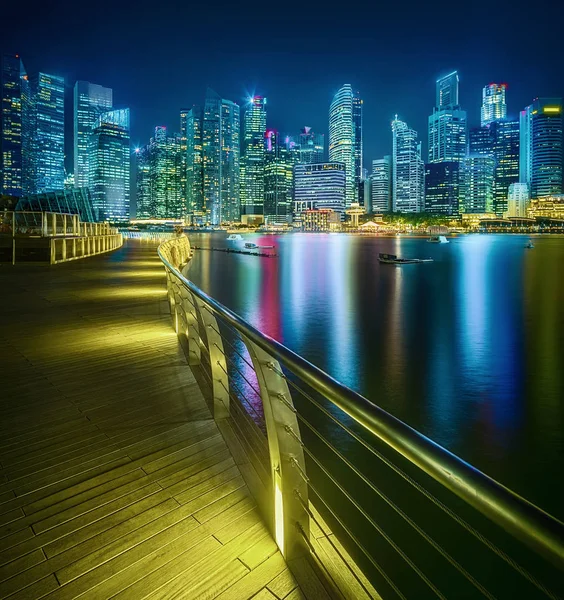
{"left": 3, "top": 0, "right": 563, "bottom": 170}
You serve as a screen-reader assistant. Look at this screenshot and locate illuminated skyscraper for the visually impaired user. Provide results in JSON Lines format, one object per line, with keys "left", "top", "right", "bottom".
{"left": 392, "top": 117, "right": 424, "bottom": 213}
{"left": 506, "top": 182, "right": 530, "bottom": 217}
{"left": 135, "top": 126, "right": 183, "bottom": 219}
{"left": 74, "top": 81, "right": 113, "bottom": 189}
{"left": 436, "top": 71, "right": 459, "bottom": 109}
{"left": 297, "top": 127, "right": 324, "bottom": 164}
{"left": 264, "top": 130, "right": 296, "bottom": 224}
{"left": 369, "top": 156, "right": 391, "bottom": 213}
{"left": 481, "top": 84, "right": 507, "bottom": 127}
{"left": 1, "top": 54, "right": 28, "bottom": 196}
{"left": 29, "top": 72, "right": 65, "bottom": 193}
{"left": 88, "top": 108, "right": 130, "bottom": 220}
{"left": 520, "top": 98, "right": 563, "bottom": 198}
{"left": 460, "top": 155, "right": 495, "bottom": 213}
{"left": 241, "top": 95, "right": 266, "bottom": 222}
{"left": 185, "top": 105, "right": 204, "bottom": 218}
{"left": 294, "top": 162, "right": 346, "bottom": 217}
{"left": 179, "top": 108, "right": 188, "bottom": 214}
{"left": 329, "top": 85, "right": 362, "bottom": 207}
{"left": 203, "top": 88, "right": 240, "bottom": 225}
{"left": 425, "top": 162, "right": 459, "bottom": 215}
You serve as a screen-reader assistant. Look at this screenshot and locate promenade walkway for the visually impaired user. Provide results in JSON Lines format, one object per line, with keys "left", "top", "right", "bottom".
{"left": 0, "top": 240, "right": 305, "bottom": 600}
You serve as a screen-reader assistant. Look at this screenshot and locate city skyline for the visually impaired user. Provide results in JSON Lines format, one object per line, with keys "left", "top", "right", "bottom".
{"left": 2, "top": 0, "right": 562, "bottom": 170}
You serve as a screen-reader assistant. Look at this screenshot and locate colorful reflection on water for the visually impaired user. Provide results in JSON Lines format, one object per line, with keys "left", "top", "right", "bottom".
{"left": 187, "top": 232, "right": 564, "bottom": 519}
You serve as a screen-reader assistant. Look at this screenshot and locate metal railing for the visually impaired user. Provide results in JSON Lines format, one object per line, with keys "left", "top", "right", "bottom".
{"left": 158, "top": 235, "right": 564, "bottom": 600}
{"left": 1, "top": 211, "right": 122, "bottom": 264}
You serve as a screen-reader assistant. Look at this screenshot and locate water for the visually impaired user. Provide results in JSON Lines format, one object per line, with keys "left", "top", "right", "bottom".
{"left": 186, "top": 232, "right": 564, "bottom": 521}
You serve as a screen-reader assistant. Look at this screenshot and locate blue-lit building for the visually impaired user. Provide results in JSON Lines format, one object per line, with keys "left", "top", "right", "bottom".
{"left": 297, "top": 127, "right": 324, "bottom": 164}
{"left": 392, "top": 117, "right": 424, "bottom": 213}
{"left": 370, "top": 156, "right": 391, "bottom": 213}
{"left": 241, "top": 95, "right": 266, "bottom": 223}
{"left": 264, "top": 130, "right": 296, "bottom": 224}
{"left": 88, "top": 108, "right": 130, "bottom": 221}
{"left": 520, "top": 98, "right": 563, "bottom": 199}
{"left": 294, "top": 162, "right": 346, "bottom": 218}
{"left": 29, "top": 73, "right": 65, "bottom": 194}
{"left": 425, "top": 162, "right": 459, "bottom": 215}
{"left": 203, "top": 88, "right": 240, "bottom": 225}
{"left": 74, "top": 81, "right": 113, "bottom": 190}
{"left": 184, "top": 105, "right": 205, "bottom": 219}
{"left": 16, "top": 187, "right": 97, "bottom": 222}
{"left": 481, "top": 84, "right": 507, "bottom": 127}
{"left": 461, "top": 155, "right": 495, "bottom": 213}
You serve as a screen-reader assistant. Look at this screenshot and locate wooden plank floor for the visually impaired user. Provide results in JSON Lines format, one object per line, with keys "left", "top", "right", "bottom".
{"left": 0, "top": 240, "right": 304, "bottom": 600}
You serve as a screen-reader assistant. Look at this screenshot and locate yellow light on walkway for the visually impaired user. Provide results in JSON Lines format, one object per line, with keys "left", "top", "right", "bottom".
{"left": 274, "top": 472, "right": 285, "bottom": 556}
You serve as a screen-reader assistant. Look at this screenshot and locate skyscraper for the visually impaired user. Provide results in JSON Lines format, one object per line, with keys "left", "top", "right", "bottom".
{"left": 179, "top": 108, "right": 188, "bottom": 215}
{"left": 297, "top": 127, "right": 324, "bottom": 164}
{"left": 1, "top": 54, "right": 27, "bottom": 196}
{"left": 185, "top": 105, "right": 204, "bottom": 218}
{"left": 88, "top": 108, "right": 130, "bottom": 220}
{"left": 481, "top": 84, "right": 507, "bottom": 127}
{"left": 202, "top": 88, "right": 240, "bottom": 225}
{"left": 460, "top": 155, "right": 495, "bottom": 213}
{"left": 29, "top": 72, "right": 65, "bottom": 193}
{"left": 135, "top": 126, "right": 184, "bottom": 219}
{"left": 329, "top": 85, "right": 362, "bottom": 207}
{"left": 392, "top": 117, "right": 424, "bottom": 213}
{"left": 428, "top": 71, "right": 467, "bottom": 163}
{"left": 520, "top": 98, "right": 563, "bottom": 199}
{"left": 369, "top": 156, "right": 391, "bottom": 213}
{"left": 74, "top": 81, "right": 113, "bottom": 189}
{"left": 424, "top": 162, "right": 459, "bottom": 214}
{"left": 294, "top": 162, "right": 346, "bottom": 217}
{"left": 491, "top": 120, "right": 519, "bottom": 215}
{"left": 506, "top": 182, "right": 530, "bottom": 217}
{"left": 264, "top": 130, "right": 295, "bottom": 224}
{"left": 241, "top": 95, "right": 266, "bottom": 223}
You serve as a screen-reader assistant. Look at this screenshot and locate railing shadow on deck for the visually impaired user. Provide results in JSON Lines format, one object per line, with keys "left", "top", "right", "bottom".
{"left": 158, "top": 234, "right": 564, "bottom": 600}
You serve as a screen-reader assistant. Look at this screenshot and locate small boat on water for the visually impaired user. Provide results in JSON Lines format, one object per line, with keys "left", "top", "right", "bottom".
{"left": 245, "top": 242, "right": 258, "bottom": 249}
{"left": 378, "top": 253, "right": 433, "bottom": 264}
{"left": 525, "top": 241, "right": 534, "bottom": 249}
{"left": 428, "top": 235, "right": 449, "bottom": 244}
{"left": 227, "top": 234, "right": 243, "bottom": 241}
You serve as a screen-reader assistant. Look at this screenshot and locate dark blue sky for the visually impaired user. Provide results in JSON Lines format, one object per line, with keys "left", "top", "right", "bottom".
{"left": 3, "top": 0, "right": 563, "bottom": 168}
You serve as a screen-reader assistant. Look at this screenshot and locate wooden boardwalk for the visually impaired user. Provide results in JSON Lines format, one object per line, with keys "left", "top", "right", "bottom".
{"left": 0, "top": 240, "right": 305, "bottom": 600}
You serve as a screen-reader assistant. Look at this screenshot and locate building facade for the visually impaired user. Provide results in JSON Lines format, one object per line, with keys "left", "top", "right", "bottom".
{"left": 74, "top": 81, "right": 113, "bottom": 189}
{"left": 424, "top": 162, "right": 460, "bottom": 214}
{"left": 481, "top": 84, "right": 507, "bottom": 127}
{"left": 264, "top": 130, "right": 295, "bottom": 224}
{"left": 506, "top": 182, "right": 530, "bottom": 217}
{"left": 88, "top": 108, "right": 130, "bottom": 220}
{"left": 297, "top": 127, "right": 324, "bottom": 164}
{"left": 329, "top": 85, "right": 362, "bottom": 207}
{"left": 460, "top": 155, "right": 495, "bottom": 213}
{"left": 241, "top": 95, "right": 266, "bottom": 222}
{"left": 370, "top": 156, "right": 391, "bottom": 213}
{"left": 202, "top": 89, "right": 240, "bottom": 225}
{"left": 29, "top": 72, "right": 65, "bottom": 194}
{"left": 293, "top": 162, "right": 346, "bottom": 218}
{"left": 520, "top": 98, "right": 563, "bottom": 199}
{"left": 392, "top": 117, "right": 424, "bottom": 213}
{"left": 185, "top": 105, "right": 205, "bottom": 218}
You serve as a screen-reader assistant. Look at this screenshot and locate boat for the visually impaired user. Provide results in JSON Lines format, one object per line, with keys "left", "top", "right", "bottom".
{"left": 525, "top": 241, "right": 534, "bottom": 249}
{"left": 227, "top": 234, "right": 243, "bottom": 241}
{"left": 378, "top": 253, "right": 434, "bottom": 264}
{"left": 245, "top": 242, "right": 258, "bottom": 249}
{"left": 428, "top": 235, "right": 449, "bottom": 244}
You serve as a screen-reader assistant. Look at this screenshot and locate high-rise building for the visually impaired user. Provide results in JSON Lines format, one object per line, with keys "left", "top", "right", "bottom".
{"left": 185, "top": 105, "right": 204, "bottom": 218}
{"left": 203, "top": 88, "right": 240, "bottom": 225}
{"left": 294, "top": 162, "right": 346, "bottom": 218}
{"left": 520, "top": 98, "right": 563, "bottom": 199}
{"left": 481, "top": 84, "right": 507, "bottom": 127}
{"left": 88, "top": 108, "right": 130, "bottom": 220}
{"left": 135, "top": 126, "right": 184, "bottom": 219}
{"left": 370, "top": 156, "right": 391, "bottom": 213}
{"left": 506, "top": 182, "right": 530, "bottom": 217}
{"left": 425, "top": 162, "right": 460, "bottom": 215}
{"left": 392, "top": 117, "right": 424, "bottom": 213}
{"left": 1, "top": 54, "right": 28, "bottom": 197}
{"left": 179, "top": 109, "right": 188, "bottom": 216}
{"left": 469, "top": 126, "right": 494, "bottom": 156}
{"left": 460, "top": 155, "right": 495, "bottom": 214}
{"left": 29, "top": 72, "right": 65, "bottom": 193}
{"left": 297, "top": 127, "right": 324, "bottom": 164}
{"left": 264, "top": 130, "right": 295, "bottom": 224}
{"left": 74, "top": 81, "right": 113, "bottom": 189}
{"left": 241, "top": 95, "right": 266, "bottom": 222}
{"left": 329, "top": 85, "right": 362, "bottom": 207}
{"left": 428, "top": 71, "right": 467, "bottom": 163}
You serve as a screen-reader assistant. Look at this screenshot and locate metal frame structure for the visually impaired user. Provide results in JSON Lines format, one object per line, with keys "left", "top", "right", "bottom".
{"left": 158, "top": 234, "right": 564, "bottom": 598}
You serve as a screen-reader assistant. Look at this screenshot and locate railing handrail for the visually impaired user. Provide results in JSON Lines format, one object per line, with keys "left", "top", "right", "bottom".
{"left": 157, "top": 239, "right": 564, "bottom": 570}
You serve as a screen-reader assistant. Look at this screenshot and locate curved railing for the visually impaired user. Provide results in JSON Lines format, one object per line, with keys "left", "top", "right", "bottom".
{"left": 158, "top": 234, "right": 564, "bottom": 600}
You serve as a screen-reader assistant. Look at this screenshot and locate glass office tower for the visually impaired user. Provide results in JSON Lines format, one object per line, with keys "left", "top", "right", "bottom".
{"left": 392, "top": 117, "right": 424, "bottom": 213}
{"left": 241, "top": 95, "right": 266, "bottom": 222}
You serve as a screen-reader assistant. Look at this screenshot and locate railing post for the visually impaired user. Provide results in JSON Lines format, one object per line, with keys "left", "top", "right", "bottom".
{"left": 182, "top": 288, "right": 202, "bottom": 366}
{"left": 62, "top": 238, "right": 67, "bottom": 261}
{"left": 50, "top": 239, "right": 56, "bottom": 264}
{"left": 242, "top": 338, "right": 310, "bottom": 561}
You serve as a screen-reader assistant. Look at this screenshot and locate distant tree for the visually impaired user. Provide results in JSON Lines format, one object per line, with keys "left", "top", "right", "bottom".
{"left": 0, "top": 195, "right": 18, "bottom": 211}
